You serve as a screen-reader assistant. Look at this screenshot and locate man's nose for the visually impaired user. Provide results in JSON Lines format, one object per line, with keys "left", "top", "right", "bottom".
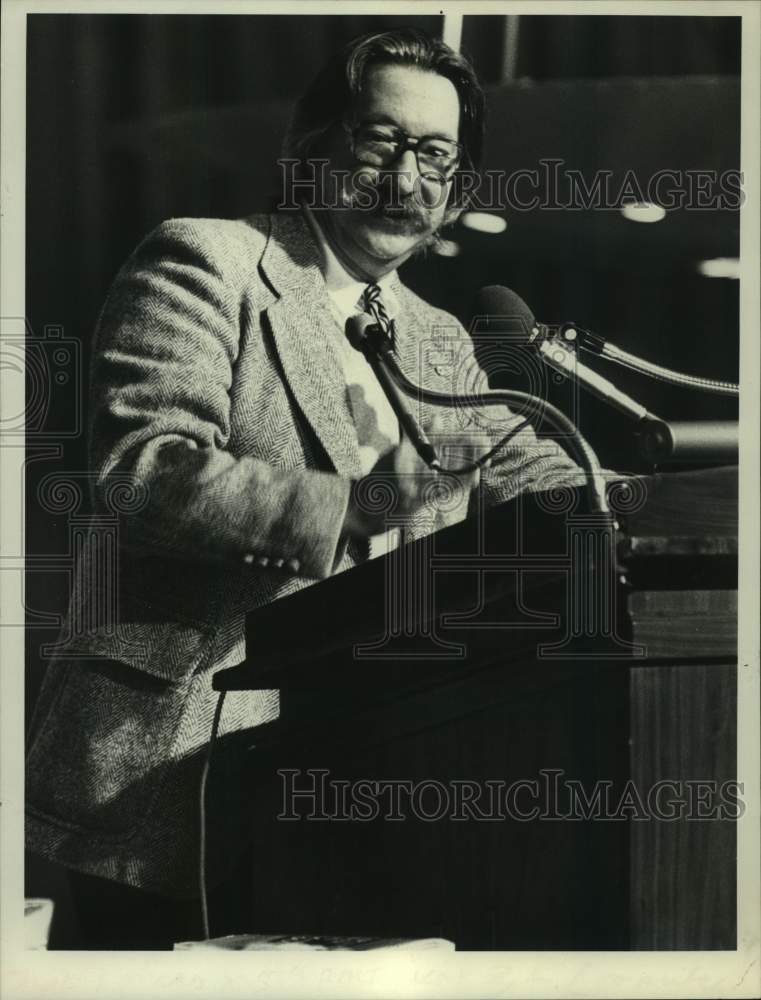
{"left": 391, "top": 148, "right": 422, "bottom": 196}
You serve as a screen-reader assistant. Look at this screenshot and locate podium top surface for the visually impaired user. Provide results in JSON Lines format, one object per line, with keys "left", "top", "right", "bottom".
{"left": 213, "top": 468, "right": 737, "bottom": 692}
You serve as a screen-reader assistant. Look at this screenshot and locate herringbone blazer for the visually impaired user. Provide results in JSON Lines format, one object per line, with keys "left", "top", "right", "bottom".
{"left": 25, "top": 211, "right": 579, "bottom": 897}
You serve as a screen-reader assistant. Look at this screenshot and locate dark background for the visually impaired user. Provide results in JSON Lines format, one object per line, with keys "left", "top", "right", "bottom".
{"left": 24, "top": 13, "right": 741, "bottom": 943}
{"left": 25, "top": 13, "right": 741, "bottom": 470}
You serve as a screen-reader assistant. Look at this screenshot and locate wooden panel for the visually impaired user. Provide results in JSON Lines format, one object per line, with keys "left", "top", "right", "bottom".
{"left": 629, "top": 662, "right": 737, "bottom": 949}
{"left": 628, "top": 590, "right": 737, "bottom": 659}
{"left": 245, "top": 663, "right": 631, "bottom": 951}
{"left": 620, "top": 467, "right": 737, "bottom": 537}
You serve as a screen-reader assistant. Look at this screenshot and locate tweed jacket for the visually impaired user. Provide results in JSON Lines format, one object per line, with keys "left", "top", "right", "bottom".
{"left": 25, "top": 211, "right": 580, "bottom": 897}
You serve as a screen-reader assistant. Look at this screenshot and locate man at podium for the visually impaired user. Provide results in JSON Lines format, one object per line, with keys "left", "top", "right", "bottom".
{"left": 25, "top": 28, "right": 584, "bottom": 948}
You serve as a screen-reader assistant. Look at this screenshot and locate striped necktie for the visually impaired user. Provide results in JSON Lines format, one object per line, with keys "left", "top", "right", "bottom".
{"left": 362, "top": 283, "right": 396, "bottom": 351}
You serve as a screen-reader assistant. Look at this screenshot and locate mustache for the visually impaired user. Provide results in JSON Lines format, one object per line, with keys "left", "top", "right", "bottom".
{"left": 340, "top": 189, "right": 431, "bottom": 231}
{"left": 372, "top": 199, "right": 428, "bottom": 225}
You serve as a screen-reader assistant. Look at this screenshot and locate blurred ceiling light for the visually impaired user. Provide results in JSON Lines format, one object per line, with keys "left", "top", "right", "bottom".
{"left": 620, "top": 202, "right": 666, "bottom": 223}
{"left": 697, "top": 258, "right": 741, "bottom": 280}
{"left": 461, "top": 212, "right": 507, "bottom": 234}
{"left": 432, "top": 239, "right": 461, "bottom": 258}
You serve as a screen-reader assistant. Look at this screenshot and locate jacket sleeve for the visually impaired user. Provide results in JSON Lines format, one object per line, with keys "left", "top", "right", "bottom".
{"left": 89, "top": 219, "right": 351, "bottom": 580}
{"left": 479, "top": 418, "right": 590, "bottom": 507}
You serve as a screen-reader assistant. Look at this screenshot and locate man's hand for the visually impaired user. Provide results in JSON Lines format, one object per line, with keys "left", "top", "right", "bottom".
{"left": 342, "top": 429, "right": 482, "bottom": 539}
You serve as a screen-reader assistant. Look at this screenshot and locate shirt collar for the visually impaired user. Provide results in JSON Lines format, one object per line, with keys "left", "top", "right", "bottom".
{"left": 303, "top": 205, "right": 399, "bottom": 320}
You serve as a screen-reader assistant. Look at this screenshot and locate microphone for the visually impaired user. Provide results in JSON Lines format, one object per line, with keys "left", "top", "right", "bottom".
{"left": 346, "top": 313, "right": 441, "bottom": 470}
{"left": 348, "top": 307, "right": 611, "bottom": 512}
{"left": 472, "top": 286, "right": 660, "bottom": 424}
{"left": 473, "top": 287, "right": 738, "bottom": 399}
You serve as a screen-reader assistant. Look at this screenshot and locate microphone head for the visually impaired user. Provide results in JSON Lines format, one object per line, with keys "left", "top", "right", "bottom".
{"left": 471, "top": 285, "right": 538, "bottom": 342}
{"left": 345, "top": 312, "right": 374, "bottom": 352}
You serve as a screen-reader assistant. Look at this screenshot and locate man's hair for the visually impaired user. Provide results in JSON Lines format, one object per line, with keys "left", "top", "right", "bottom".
{"left": 282, "top": 28, "right": 486, "bottom": 214}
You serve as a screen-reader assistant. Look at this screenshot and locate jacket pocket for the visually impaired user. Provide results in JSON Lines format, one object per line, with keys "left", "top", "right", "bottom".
{"left": 50, "top": 575, "right": 217, "bottom": 683}
{"left": 47, "top": 612, "right": 214, "bottom": 684}
{"left": 26, "top": 659, "right": 191, "bottom": 841}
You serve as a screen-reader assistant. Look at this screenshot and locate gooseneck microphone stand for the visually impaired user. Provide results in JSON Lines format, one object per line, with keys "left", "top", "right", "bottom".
{"left": 346, "top": 314, "right": 611, "bottom": 515}
{"left": 533, "top": 323, "right": 739, "bottom": 466}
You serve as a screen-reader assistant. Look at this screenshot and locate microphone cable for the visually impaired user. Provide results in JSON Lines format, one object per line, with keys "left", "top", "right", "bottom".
{"left": 199, "top": 688, "right": 227, "bottom": 941}
{"left": 370, "top": 335, "right": 610, "bottom": 513}
{"left": 346, "top": 312, "right": 609, "bottom": 512}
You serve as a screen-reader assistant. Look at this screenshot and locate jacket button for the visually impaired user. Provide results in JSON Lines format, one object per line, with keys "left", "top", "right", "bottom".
{"left": 243, "top": 553, "right": 254, "bottom": 564}
{"left": 255, "top": 556, "right": 270, "bottom": 567}
{"left": 286, "top": 558, "right": 300, "bottom": 573}
{"left": 272, "top": 558, "right": 285, "bottom": 568}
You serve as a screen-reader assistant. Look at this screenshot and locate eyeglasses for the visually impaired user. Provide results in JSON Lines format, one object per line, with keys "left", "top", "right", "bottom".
{"left": 345, "top": 122, "right": 463, "bottom": 181}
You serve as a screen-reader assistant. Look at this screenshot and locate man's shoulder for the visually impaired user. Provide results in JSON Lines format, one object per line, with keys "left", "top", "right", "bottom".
{"left": 141, "top": 214, "right": 273, "bottom": 261}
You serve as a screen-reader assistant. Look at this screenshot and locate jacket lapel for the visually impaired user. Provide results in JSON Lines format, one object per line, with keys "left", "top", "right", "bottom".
{"left": 390, "top": 278, "right": 439, "bottom": 435}
{"left": 259, "top": 213, "right": 364, "bottom": 479}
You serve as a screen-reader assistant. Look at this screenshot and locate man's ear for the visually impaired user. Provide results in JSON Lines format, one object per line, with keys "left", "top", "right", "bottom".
{"left": 444, "top": 172, "right": 478, "bottom": 224}
{"left": 442, "top": 190, "right": 476, "bottom": 228}
{"left": 443, "top": 203, "right": 466, "bottom": 227}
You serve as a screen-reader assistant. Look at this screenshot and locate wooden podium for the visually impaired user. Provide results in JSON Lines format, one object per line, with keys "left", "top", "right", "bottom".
{"left": 215, "top": 467, "right": 737, "bottom": 950}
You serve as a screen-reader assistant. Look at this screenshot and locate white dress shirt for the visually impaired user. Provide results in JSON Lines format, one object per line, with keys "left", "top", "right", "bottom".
{"left": 304, "top": 207, "right": 402, "bottom": 559}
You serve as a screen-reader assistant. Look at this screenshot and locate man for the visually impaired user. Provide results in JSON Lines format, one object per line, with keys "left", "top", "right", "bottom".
{"left": 25, "top": 28, "right": 580, "bottom": 948}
